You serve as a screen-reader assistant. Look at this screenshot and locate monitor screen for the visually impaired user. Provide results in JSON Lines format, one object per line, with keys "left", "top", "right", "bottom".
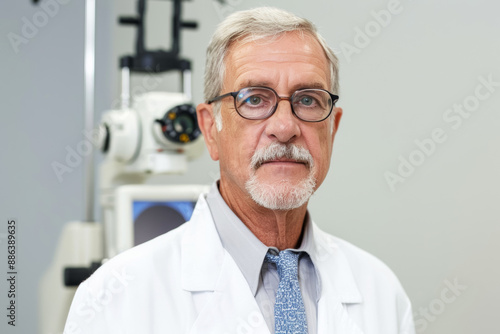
{"left": 132, "top": 200, "right": 196, "bottom": 246}
{"left": 113, "top": 184, "right": 210, "bottom": 255}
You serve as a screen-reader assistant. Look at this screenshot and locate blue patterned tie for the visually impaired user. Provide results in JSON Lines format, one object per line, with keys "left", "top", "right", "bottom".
{"left": 265, "top": 250, "right": 308, "bottom": 334}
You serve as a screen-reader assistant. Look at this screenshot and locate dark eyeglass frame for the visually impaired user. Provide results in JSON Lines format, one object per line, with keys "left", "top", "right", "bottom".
{"left": 207, "top": 86, "right": 339, "bottom": 123}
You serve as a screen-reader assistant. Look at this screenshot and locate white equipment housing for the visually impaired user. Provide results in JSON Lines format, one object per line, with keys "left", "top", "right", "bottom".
{"left": 38, "top": 222, "right": 103, "bottom": 334}
{"left": 39, "top": 1, "right": 204, "bottom": 331}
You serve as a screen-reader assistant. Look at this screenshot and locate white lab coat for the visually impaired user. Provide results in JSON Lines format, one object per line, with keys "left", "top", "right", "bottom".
{"left": 64, "top": 194, "right": 415, "bottom": 334}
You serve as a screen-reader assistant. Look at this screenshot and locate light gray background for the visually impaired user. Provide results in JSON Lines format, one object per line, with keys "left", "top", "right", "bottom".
{"left": 0, "top": 0, "right": 499, "bottom": 333}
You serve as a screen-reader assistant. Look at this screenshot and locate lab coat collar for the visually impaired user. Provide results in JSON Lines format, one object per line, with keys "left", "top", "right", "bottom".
{"left": 310, "top": 222, "right": 364, "bottom": 333}
{"left": 181, "top": 194, "right": 364, "bottom": 333}
{"left": 310, "top": 221, "right": 363, "bottom": 304}
{"left": 181, "top": 194, "right": 363, "bottom": 304}
{"left": 181, "top": 194, "right": 225, "bottom": 292}
{"left": 182, "top": 194, "right": 270, "bottom": 333}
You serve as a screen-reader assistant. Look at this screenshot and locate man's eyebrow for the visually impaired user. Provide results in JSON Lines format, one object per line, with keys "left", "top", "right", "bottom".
{"left": 285, "top": 83, "right": 329, "bottom": 92}
{"left": 236, "top": 81, "right": 329, "bottom": 91}
{"left": 301, "top": 82, "right": 329, "bottom": 90}
{"left": 236, "top": 80, "right": 273, "bottom": 90}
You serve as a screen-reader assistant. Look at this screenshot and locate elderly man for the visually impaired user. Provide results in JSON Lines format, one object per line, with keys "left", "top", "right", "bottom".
{"left": 64, "top": 7, "right": 414, "bottom": 334}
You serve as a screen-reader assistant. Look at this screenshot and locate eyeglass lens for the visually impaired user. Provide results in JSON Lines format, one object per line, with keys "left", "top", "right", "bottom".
{"left": 234, "top": 87, "right": 332, "bottom": 121}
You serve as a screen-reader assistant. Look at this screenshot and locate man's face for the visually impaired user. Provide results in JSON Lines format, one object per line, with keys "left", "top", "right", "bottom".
{"left": 198, "top": 32, "right": 342, "bottom": 211}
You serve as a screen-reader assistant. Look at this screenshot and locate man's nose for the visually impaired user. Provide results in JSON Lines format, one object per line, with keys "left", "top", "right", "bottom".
{"left": 264, "top": 99, "right": 301, "bottom": 143}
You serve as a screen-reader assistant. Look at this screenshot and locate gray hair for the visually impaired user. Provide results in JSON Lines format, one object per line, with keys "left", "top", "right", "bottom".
{"left": 204, "top": 7, "right": 339, "bottom": 130}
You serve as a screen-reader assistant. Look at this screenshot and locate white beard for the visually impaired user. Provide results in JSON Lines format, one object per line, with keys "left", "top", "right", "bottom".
{"left": 245, "top": 143, "right": 316, "bottom": 211}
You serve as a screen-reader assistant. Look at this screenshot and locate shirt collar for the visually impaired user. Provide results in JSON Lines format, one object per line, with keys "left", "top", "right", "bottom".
{"left": 206, "top": 182, "right": 320, "bottom": 297}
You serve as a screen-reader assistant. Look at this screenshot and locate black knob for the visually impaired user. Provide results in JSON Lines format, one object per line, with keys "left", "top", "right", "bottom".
{"left": 119, "top": 16, "right": 141, "bottom": 25}
{"left": 181, "top": 21, "right": 198, "bottom": 29}
{"left": 64, "top": 262, "right": 101, "bottom": 287}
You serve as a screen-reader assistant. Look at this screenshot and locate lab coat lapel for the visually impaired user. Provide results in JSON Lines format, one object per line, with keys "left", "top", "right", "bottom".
{"left": 189, "top": 252, "right": 271, "bottom": 334}
{"left": 317, "top": 295, "right": 365, "bottom": 334}
{"left": 182, "top": 195, "right": 270, "bottom": 334}
{"left": 181, "top": 195, "right": 224, "bottom": 292}
{"left": 312, "top": 223, "right": 365, "bottom": 334}
{"left": 181, "top": 196, "right": 364, "bottom": 333}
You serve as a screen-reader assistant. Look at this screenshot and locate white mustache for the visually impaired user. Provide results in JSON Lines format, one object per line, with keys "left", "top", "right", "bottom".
{"left": 250, "top": 143, "right": 314, "bottom": 170}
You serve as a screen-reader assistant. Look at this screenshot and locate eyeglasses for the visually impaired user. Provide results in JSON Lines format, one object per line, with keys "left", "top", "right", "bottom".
{"left": 207, "top": 86, "right": 339, "bottom": 122}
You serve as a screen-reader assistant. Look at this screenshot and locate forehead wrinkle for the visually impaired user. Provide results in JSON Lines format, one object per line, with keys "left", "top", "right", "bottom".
{"left": 234, "top": 67, "right": 328, "bottom": 93}
{"left": 231, "top": 59, "right": 328, "bottom": 89}
{"left": 233, "top": 54, "right": 326, "bottom": 72}
{"left": 229, "top": 33, "right": 328, "bottom": 69}
{"left": 224, "top": 33, "right": 330, "bottom": 93}
{"left": 236, "top": 79, "right": 328, "bottom": 93}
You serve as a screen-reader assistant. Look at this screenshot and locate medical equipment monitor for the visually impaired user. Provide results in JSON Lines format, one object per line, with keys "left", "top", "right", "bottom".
{"left": 114, "top": 184, "right": 210, "bottom": 253}
{"left": 133, "top": 199, "right": 194, "bottom": 246}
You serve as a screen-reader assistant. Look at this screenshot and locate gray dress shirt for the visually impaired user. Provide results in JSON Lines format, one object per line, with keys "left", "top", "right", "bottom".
{"left": 206, "top": 183, "right": 321, "bottom": 334}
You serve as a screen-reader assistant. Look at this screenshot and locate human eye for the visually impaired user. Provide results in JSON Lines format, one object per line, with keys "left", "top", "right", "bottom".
{"left": 294, "top": 92, "right": 323, "bottom": 109}
{"left": 298, "top": 95, "right": 315, "bottom": 106}
{"left": 237, "top": 89, "right": 272, "bottom": 109}
{"left": 244, "top": 95, "right": 264, "bottom": 106}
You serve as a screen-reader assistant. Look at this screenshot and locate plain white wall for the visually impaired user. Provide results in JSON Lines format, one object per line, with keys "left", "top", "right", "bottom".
{"left": 0, "top": 0, "right": 498, "bottom": 333}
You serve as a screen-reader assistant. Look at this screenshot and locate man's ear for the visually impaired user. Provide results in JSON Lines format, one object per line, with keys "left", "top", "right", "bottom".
{"left": 331, "top": 107, "right": 343, "bottom": 142}
{"left": 196, "top": 102, "right": 220, "bottom": 161}
{"left": 333, "top": 107, "right": 343, "bottom": 132}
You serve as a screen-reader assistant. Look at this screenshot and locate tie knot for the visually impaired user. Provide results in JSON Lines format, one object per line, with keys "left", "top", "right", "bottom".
{"left": 265, "top": 250, "right": 300, "bottom": 279}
